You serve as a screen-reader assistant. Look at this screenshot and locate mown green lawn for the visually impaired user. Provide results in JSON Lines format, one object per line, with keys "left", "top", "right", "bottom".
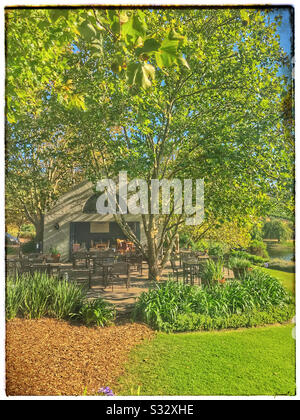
{"left": 115, "top": 325, "right": 295, "bottom": 396}
{"left": 260, "top": 267, "right": 295, "bottom": 295}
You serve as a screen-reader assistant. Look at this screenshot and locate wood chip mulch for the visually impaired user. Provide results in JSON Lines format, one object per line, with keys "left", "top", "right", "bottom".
{"left": 6, "top": 318, "right": 155, "bottom": 396}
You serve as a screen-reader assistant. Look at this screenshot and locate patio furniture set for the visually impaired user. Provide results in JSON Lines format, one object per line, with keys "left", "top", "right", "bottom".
{"left": 6, "top": 249, "right": 144, "bottom": 291}
{"left": 170, "top": 250, "right": 232, "bottom": 285}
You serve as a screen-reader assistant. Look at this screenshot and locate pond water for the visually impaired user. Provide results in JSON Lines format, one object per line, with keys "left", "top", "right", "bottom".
{"left": 265, "top": 242, "right": 294, "bottom": 261}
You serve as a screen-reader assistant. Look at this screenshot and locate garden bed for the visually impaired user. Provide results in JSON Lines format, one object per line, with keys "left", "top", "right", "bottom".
{"left": 133, "top": 270, "right": 294, "bottom": 332}
{"left": 6, "top": 318, "right": 154, "bottom": 396}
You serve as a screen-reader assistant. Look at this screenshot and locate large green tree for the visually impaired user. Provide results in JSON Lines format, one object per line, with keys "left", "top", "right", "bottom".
{"left": 66, "top": 8, "right": 291, "bottom": 279}
{"left": 6, "top": 101, "right": 84, "bottom": 243}
{"left": 6, "top": 8, "right": 293, "bottom": 278}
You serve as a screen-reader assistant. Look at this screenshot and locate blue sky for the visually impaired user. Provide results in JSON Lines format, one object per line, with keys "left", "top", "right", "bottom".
{"left": 272, "top": 7, "right": 293, "bottom": 57}
{"left": 267, "top": 7, "right": 293, "bottom": 78}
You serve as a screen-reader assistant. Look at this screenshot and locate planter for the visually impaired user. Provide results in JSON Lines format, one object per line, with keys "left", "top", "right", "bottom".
{"left": 51, "top": 254, "right": 60, "bottom": 263}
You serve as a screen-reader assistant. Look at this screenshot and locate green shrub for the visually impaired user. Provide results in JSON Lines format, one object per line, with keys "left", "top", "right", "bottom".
{"left": 133, "top": 281, "right": 198, "bottom": 331}
{"left": 230, "top": 250, "right": 268, "bottom": 265}
{"left": 6, "top": 247, "right": 16, "bottom": 255}
{"left": 21, "top": 240, "right": 37, "bottom": 254}
{"left": 194, "top": 239, "right": 209, "bottom": 252}
{"left": 78, "top": 298, "right": 116, "bottom": 326}
{"left": 247, "top": 240, "right": 269, "bottom": 258}
{"left": 178, "top": 236, "right": 229, "bottom": 257}
{"left": 207, "top": 242, "right": 227, "bottom": 258}
{"left": 20, "top": 224, "right": 35, "bottom": 233}
{"left": 179, "top": 232, "right": 195, "bottom": 249}
{"left": 228, "top": 257, "right": 252, "bottom": 278}
{"left": 173, "top": 305, "right": 295, "bottom": 332}
{"left": 133, "top": 271, "right": 292, "bottom": 332}
{"left": 19, "top": 231, "right": 35, "bottom": 240}
{"left": 229, "top": 257, "right": 252, "bottom": 269}
{"left": 6, "top": 277, "right": 24, "bottom": 320}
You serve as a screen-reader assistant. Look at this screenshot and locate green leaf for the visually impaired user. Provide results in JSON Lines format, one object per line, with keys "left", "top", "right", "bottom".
{"left": 78, "top": 21, "right": 97, "bottom": 41}
{"left": 141, "top": 63, "right": 155, "bottom": 88}
{"left": 107, "top": 10, "right": 118, "bottom": 24}
{"left": 168, "top": 29, "right": 185, "bottom": 43}
{"left": 160, "top": 39, "right": 179, "bottom": 55}
{"left": 127, "top": 62, "right": 140, "bottom": 86}
{"left": 155, "top": 39, "right": 179, "bottom": 67}
{"left": 121, "top": 14, "right": 147, "bottom": 44}
{"left": 7, "top": 113, "right": 16, "bottom": 124}
{"left": 48, "top": 10, "right": 63, "bottom": 23}
{"left": 111, "top": 61, "right": 122, "bottom": 73}
{"left": 126, "top": 62, "right": 155, "bottom": 90}
{"left": 240, "top": 9, "right": 250, "bottom": 25}
{"left": 178, "top": 56, "right": 190, "bottom": 69}
{"left": 120, "top": 11, "right": 129, "bottom": 24}
{"left": 135, "top": 38, "right": 161, "bottom": 56}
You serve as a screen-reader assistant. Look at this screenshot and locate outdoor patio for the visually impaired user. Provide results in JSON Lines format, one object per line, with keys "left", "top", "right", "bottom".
{"left": 6, "top": 249, "right": 234, "bottom": 316}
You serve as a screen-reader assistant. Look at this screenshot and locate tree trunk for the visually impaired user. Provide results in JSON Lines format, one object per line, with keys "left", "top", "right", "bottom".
{"left": 33, "top": 214, "right": 44, "bottom": 252}
{"left": 147, "top": 258, "right": 162, "bottom": 282}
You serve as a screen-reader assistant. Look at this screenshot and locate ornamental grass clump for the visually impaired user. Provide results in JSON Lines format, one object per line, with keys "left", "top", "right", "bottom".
{"left": 133, "top": 270, "right": 293, "bottom": 332}
{"left": 6, "top": 273, "right": 115, "bottom": 326}
{"left": 201, "top": 258, "right": 224, "bottom": 286}
{"left": 133, "top": 281, "right": 198, "bottom": 331}
{"left": 6, "top": 272, "right": 85, "bottom": 320}
{"left": 229, "top": 256, "right": 253, "bottom": 279}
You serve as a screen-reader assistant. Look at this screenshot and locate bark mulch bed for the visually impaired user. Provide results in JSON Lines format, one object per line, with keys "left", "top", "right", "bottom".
{"left": 6, "top": 318, "right": 154, "bottom": 396}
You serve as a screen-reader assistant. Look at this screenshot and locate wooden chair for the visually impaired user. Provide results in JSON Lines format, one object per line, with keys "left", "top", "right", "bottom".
{"left": 179, "top": 251, "right": 193, "bottom": 267}
{"left": 59, "top": 268, "right": 91, "bottom": 289}
{"left": 182, "top": 260, "right": 206, "bottom": 285}
{"left": 19, "top": 258, "right": 32, "bottom": 275}
{"left": 92, "top": 257, "right": 106, "bottom": 274}
{"left": 107, "top": 262, "right": 131, "bottom": 291}
{"left": 170, "top": 258, "right": 183, "bottom": 282}
{"left": 127, "top": 254, "right": 143, "bottom": 275}
{"left": 27, "top": 253, "right": 42, "bottom": 259}
{"left": 95, "top": 242, "right": 109, "bottom": 251}
{"left": 89, "top": 260, "right": 106, "bottom": 287}
{"left": 72, "top": 243, "right": 81, "bottom": 253}
{"left": 72, "top": 252, "right": 89, "bottom": 269}
{"left": 89, "top": 249, "right": 101, "bottom": 258}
